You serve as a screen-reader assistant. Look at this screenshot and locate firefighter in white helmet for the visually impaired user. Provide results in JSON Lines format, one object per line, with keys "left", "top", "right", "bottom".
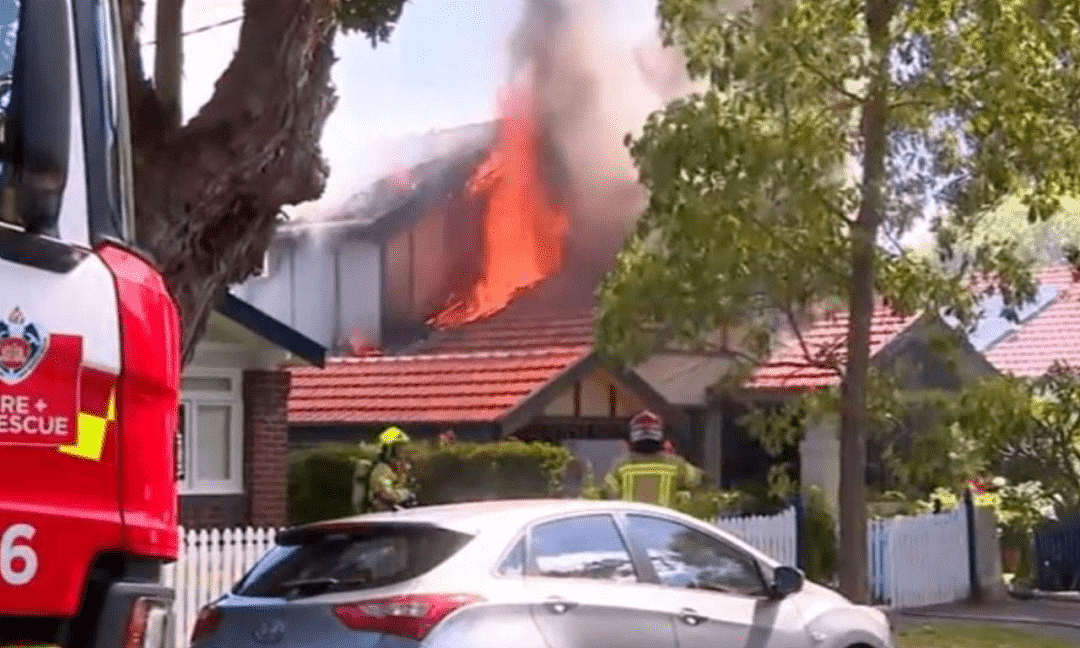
{"left": 603, "top": 410, "right": 702, "bottom": 508}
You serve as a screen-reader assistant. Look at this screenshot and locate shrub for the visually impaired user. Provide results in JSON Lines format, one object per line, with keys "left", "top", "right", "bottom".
{"left": 288, "top": 443, "right": 370, "bottom": 525}
{"left": 672, "top": 486, "right": 743, "bottom": 521}
{"left": 801, "top": 486, "right": 838, "bottom": 585}
{"left": 409, "top": 440, "right": 572, "bottom": 504}
{"left": 288, "top": 440, "right": 573, "bottom": 524}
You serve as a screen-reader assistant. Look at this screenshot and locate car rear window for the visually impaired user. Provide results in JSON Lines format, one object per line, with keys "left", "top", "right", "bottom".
{"left": 234, "top": 524, "right": 474, "bottom": 598}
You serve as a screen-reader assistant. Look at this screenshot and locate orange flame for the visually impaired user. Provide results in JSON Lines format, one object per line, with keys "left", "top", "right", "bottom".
{"left": 429, "top": 84, "right": 569, "bottom": 328}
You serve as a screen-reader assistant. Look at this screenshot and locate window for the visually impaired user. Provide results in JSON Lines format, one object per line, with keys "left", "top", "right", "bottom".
{"left": 93, "top": 0, "right": 128, "bottom": 239}
{"left": 496, "top": 537, "right": 525, "bottom": 577}
{"left": 235, "top": 525, "right": 474, "bottom": 598}
{"left": 178, "top": 368, "right": 243, "bottom": 494}
{"left": 0, "top": 2, "right": 16, "bottom": 116}
{"left": 529, "top": 515, "right": 638, "bottom": 583}
{"left": 625, "top": 515, "right": 765, "bottom": 596}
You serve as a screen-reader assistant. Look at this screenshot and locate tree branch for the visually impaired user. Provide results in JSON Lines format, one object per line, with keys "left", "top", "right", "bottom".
{"left": 888, "top": 98, "right": 934, "bottom": 111}
{"left": 695, "top": 340, "right": 843, "bottom": 373}
{"left": 790, "top": 42, "right": 867, "bottom": 105}
{"left": 120, "top": 0, "right": 340, "bottom": 362}
{"left": 154, "top": 0, "right": 184, "bottom": 129}
{"left": 816, "top": 192, "right": 856, "bottom": 225}
{"left": 785, "top": 305, "right": 844, "bottom": 377}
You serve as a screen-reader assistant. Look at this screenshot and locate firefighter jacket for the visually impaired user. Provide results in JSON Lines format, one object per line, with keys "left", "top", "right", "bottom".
{"left": 353, "top": 459, "right": 414, "bottom": 513}
{"left": 367, "top": 461, "right": 414, "bottom": 512}
{"left": 603, "top": 452, "right": 703, "bottom": 507}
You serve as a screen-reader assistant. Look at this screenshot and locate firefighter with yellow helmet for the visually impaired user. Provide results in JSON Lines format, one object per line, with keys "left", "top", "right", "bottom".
{"left": 353, "top": 426, "right": 418, "bottom": 513}
{"left": 603, "top": 411, "right": 702, "bottom": 507}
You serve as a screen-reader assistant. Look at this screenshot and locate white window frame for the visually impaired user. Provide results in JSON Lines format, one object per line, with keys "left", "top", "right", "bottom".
{"left": 179, "top": 366, "right": 244, "bottom": 495}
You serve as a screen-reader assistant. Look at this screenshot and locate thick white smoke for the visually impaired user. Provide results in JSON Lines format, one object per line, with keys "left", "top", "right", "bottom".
{"left": 509, "top": 0, "right": 705, "bottom": 279}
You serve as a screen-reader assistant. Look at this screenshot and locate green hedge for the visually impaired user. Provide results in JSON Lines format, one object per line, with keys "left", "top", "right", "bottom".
{"left": 288, "top": 444, "right": 367, "bottom": 525}
{"left": 288, "top": 440, "right": 573, "bottom": 525}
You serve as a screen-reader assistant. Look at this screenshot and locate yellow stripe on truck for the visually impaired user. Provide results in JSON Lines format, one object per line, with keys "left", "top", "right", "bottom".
{"left": 58, "top": 389, "right": 115, "bottom": 461}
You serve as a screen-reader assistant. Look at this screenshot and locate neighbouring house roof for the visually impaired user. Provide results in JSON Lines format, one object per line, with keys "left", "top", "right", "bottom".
{"left": 982, "top": 264, "right": 1080, "bottom": 377}
{"left": 744, "top": 303, "right": 924, "bottom": 391}
{"left": 215, "top": 292, "right": 327, "bottom": 367}
{"left": 288, "top": 311, "right": 685, "bottom": 434}
{"left": 288, "top": 347, "right": 591, "bottom": 426}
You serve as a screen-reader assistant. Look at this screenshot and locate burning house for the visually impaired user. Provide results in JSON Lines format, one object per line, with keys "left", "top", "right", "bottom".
{"left": 236, "top": 85, "right": 627, "bottom": 353}
{"left": 232, "top": 0, "right": 740, "bottom": 480}
{"left": 234, "top": 84, "right": 691, "bottom": 476}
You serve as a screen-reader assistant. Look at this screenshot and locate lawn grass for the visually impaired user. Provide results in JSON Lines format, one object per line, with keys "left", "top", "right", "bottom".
{"left": 894, "top": 622, "right": 1078, "bottom": 648}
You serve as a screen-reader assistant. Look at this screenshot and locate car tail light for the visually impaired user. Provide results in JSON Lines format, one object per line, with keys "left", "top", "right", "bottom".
{"left": 190, "top": 605, "right": 223, "bottom": 644}
{"left": 123, "top": 597, "right": 170, "bottom": 648}
{"left": 333, "top": 593, "right": 484, "bottom": 641}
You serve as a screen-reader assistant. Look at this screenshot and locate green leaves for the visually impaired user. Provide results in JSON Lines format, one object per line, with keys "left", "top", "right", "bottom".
{"left": 946, "top": 363, "right": 1080, "bottom": 512}
{"left": 335, "top": 0, "right": 409, "bottom": 45}
{"left": 600, "top": 0, "right": 1078, "bottom": 381}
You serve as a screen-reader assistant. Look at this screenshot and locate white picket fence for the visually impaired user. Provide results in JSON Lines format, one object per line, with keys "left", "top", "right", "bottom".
{"left": 715, "top": 507, "right": 799, "bottom": 567}
{"left": 161, "top": 526, "right": 283, "bottom": 647}
{"left": 867, "top": 506, "right": 971, "bottom": 608}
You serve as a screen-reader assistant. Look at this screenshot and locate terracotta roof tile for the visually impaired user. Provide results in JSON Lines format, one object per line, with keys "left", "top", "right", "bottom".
{"left": 288, "top": 347, "right": 590, "bottom": 425}
{"left": 416, "top": 311, "right": 596, "bottom": 354}
{"left": 746, "top": 303, "right": 921, "bottom": 390}
{"left": 983, "top": 264, "right": 1080, "bottom": 377}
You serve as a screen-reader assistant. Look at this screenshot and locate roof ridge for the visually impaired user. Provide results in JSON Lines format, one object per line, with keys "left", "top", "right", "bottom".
{"left": 318, "top": 345, "right": 592, "bottom": 365}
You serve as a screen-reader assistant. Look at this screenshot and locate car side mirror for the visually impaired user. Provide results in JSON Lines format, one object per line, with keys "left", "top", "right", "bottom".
{"left": 769, "top": 565, "right": 804, "bottom": 598}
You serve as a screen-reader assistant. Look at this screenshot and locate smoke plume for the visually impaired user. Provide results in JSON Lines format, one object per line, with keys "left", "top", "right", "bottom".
{"left": 509, "top": 0, "right": 704, "bottom": 284}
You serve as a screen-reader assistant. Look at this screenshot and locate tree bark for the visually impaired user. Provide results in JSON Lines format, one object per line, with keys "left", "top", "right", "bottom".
{"left": 118, "top": 0, "right": 339, "bottom": 364}
{"left": 838, "top": 0, "right": 894, "bottom": 604}
{"left": 153, "top": 0, "right": 183, "bottom": 129}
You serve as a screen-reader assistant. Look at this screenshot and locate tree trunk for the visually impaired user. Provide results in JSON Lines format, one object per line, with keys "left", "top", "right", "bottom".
{"left": 837, "top": 0, "right": 894, "bottom": 604}
{"left": 153, "top": 0, "right": 183, "bottom": 129}
{"left": 118, "top": 0, "right": 338, "bottom": 364}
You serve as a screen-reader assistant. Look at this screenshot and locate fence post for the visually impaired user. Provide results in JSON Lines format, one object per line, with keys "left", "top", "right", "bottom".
{"left": 964, "top": 488, "right": 982, "bottom": 602}
{"left": 792, "top": 495, "right": 805, "bottom": 571}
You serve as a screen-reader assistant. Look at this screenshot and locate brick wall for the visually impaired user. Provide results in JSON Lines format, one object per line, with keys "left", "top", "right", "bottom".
{"left": 243, "top": 370, "right": 290, "bottom": 527}
{"left": 179, "top": 495, "right": 246, "bottom": 529}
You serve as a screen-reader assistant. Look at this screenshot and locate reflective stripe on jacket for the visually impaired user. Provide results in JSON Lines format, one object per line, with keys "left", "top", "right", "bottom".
{"left": 603, "top": 453, "right": 701, "bottom": 507}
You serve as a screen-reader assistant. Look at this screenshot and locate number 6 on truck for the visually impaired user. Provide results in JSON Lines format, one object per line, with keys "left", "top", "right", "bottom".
{"left": 1, "top": 524, "right": 38, "bottom": 586}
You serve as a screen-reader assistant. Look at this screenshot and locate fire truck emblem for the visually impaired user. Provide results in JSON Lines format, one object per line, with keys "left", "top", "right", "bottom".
{"left": 0, "top": 307, "right": 47, "bottom": 384}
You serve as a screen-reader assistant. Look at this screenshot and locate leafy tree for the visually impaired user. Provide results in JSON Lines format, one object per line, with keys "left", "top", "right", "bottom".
{"left": 596, "top": 0, "right": 1080, "bottom": 601}
{"left": 915, "top": 194, "right": 1080, "bottom": 265}
{"left": 949, "top": 362, "right": 1080, "bottom": 512}
{"left": 117, "top": 0, "right": 410, "bottom": 362}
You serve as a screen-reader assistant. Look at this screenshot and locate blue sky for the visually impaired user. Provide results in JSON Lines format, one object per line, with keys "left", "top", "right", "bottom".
{"left": 141, "top": 0, "right": 660, "bottom": 218}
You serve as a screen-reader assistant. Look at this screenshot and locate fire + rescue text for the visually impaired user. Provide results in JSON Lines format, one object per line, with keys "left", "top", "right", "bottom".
{"left": 0, "top": 395, "right": 71, "bottom": 436}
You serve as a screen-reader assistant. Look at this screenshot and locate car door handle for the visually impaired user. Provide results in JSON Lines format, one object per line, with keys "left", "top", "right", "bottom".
{"left": 544, "top": 598, "right": 578, "bottom": 615}
{"left": 679, "top": 608, "right": 707, "bottom": 626}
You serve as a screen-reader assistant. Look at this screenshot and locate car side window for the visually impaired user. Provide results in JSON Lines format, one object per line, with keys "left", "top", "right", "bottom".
{"left": 625, "top": 515, "right": 766, "bottom": 596}
{"left": 529, "top": 514, "right": 638, "bottom": 583}
{"left": 496, "top": 537, "right": 525, "bottom": 576}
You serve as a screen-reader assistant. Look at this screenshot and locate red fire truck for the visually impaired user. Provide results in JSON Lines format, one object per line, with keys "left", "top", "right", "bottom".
{"left": 0, "top": 0, "right": 181, "bottom": 646}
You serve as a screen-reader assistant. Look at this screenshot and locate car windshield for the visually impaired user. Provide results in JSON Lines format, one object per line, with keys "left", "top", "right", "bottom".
{"left": 233, "top": 524, "right": 474, "bottom": 598}
{"left": 0, "top": 0, "right": 17, "bottom": 185}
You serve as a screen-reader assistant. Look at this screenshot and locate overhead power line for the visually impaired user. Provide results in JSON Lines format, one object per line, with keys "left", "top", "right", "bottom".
{"left": 142, "top": 15, "right": 242, "bottom": 46}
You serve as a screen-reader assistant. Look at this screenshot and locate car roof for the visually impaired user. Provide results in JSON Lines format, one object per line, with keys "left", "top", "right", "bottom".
{"left": 284, "top": 499, "right": 782, "bottom": 568}
{"left": 294, "top": 499, "right": 690, "bottom": 534}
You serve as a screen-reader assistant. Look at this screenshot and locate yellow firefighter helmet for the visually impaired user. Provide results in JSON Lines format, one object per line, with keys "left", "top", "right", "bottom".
{"left": 378, "top": 426, "right": 410, "bottom": 448}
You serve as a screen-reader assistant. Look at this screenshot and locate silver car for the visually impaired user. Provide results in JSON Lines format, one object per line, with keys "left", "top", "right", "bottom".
{"left": 188, "top": 499, "right": 894, "bottom": 648}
